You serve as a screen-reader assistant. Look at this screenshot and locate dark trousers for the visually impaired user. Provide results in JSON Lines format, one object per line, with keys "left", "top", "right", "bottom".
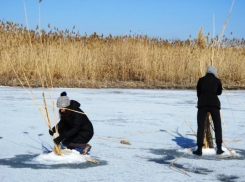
{"left": 197, "top": 106, "right": 223, "bottom": 146}
{"left": 63, "top": 140, "right": 90, "bottom": 150}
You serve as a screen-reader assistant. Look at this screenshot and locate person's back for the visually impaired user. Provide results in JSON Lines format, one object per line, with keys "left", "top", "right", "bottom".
{"left": 193, "top": 66, "right": 224, "bottom": 156}
{"left": 197, "top": 68, "right": 222, "bottom": 109}
{"left": 198, "top": 74, "right": 221, "bottom": 95}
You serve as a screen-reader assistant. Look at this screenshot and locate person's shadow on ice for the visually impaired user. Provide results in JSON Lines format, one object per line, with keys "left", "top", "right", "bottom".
{"left": 172, "top": 133, "right": 196, "bottom": 148}
{"left": 160, "top": 129, "right": 196, "bottom": 148}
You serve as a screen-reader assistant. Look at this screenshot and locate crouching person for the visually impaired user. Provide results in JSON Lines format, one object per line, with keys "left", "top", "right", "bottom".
{"left": 49, "top": 91, "right": 94, "bottom": 155}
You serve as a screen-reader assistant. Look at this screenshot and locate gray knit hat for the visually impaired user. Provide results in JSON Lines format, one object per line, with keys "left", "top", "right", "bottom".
{"left": 57, "top": 92, "right": 70, "bottom": 108}
{"left": 206, "top": 66, "right": 218, "bottom": 77}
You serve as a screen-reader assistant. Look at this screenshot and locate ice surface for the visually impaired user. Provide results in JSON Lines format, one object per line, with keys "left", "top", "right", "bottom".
{"left": 0, "top": 86, "right": 244, "bottom": 182}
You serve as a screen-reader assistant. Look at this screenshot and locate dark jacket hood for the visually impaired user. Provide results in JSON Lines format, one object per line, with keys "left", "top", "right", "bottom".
{"left": 69, "top": 100, "right": 81, "bottom": 110}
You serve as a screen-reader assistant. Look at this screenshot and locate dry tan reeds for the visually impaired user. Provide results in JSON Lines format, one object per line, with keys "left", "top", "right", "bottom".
{"left": 120, "top": 140, "right": 131, "bottom": 145}
{"left": 0, "top": 20, "right": 244, "bottom": 89}
{"left": 43, "top": 92, "right": 62, "bottom": 155}
{"left": 170, "top": 146, "right": 195, "bottom": 177}
{"left": 203, "top": 113, "right": 214, "bottom": 149}
{"left": 5, "top": 2, "right": 63, "bottom": 155}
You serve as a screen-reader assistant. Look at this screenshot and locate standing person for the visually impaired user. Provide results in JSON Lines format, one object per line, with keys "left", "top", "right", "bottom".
{"left": 49, "top": 92, "right": 94, "bottom": 155}
{"left": 193, "top": 66, "right": 224, "bottom": 156}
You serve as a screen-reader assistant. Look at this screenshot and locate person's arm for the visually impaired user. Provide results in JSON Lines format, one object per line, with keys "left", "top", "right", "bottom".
{"left": 53, "top": 118, "right": 79, "bottom": 145}
{"left": 217, "top": 80, "right": 222, "bottom": 95}
{"left": 196, "top": 78, "right": 202, "bottom": 98}
{"left": 49, "top": 121, "right": 64, "bottom": 136}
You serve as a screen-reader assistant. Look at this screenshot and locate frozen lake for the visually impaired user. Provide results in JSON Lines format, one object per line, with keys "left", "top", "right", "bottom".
{"left": 0, "top": 86, "right": 244, "bottom": 182}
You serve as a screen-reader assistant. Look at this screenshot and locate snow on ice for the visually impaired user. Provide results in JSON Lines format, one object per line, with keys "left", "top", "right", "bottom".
{"left": 32, "top": 149, "right": 87, "bottom": 165}
{"left": 0, "top": 86, "right": 244, "bottom": 182}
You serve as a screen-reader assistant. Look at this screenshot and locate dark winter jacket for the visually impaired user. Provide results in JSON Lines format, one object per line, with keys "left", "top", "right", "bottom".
{"left": 53, "top": 100, "right": 94, "bottom": 144}
{"left": 197, "top": 73, "right": 222, "bottom": 109}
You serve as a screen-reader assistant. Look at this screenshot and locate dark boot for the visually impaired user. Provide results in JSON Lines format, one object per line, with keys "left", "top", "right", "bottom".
{"left": 216, "top": 143, "right": 224, "bottom": 155}
{"left": 192, "top": 145, "right": 202, "bottom": 156}
{"left": 81, "top": 144, "right": 91, "bottom": 155}
{"left": 67, "top": 146, "right": 75, "bottom": 150}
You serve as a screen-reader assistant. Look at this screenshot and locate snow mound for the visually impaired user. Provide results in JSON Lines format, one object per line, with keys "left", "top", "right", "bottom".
{"left": 178, "top": 147, "right": 240, "bottom": 157}
{"left": 32, "top": 149, "right": 87, "bottom": 165}
{"left": 202, "top": 147, "right": 240, "bottom": 157}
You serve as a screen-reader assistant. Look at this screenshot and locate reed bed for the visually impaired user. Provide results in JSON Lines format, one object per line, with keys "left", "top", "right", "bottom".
{"left": 1, "top": 20, "right": 245, "bottom": 89}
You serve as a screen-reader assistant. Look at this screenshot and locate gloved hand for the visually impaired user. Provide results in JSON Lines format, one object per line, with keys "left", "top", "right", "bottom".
{"left": 49, "top": 129, "right": 54, "bottom": 136}
{"left": 53, "top": 134, "right": 65, "bottom": 145}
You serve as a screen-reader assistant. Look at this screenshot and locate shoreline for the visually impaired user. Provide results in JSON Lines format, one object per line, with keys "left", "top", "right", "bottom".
{"left": 1, "top": 81, "right": 244, "bottom": 90}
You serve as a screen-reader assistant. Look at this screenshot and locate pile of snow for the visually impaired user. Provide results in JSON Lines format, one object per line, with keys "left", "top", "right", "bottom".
{"left": 32, "top": 149, "right": 87, "bottom": 165}
{"left": 178, "top": 147, "right": 240, "bottom": 157}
